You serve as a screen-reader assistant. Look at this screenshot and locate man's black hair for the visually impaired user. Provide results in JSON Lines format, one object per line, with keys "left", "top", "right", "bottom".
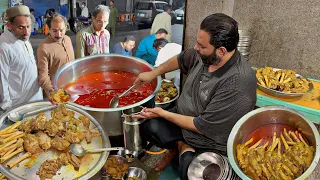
{"left": 153, "top": 38, "right": 168, "bottom": 49}
{"left": 164, "top": 4, "right": 172, "bottom": 12}
{"left": 200, "top": 13, "right": 239, "bottom": 52}
{"left": 155, "top": 28, "right": 168, "bottom": 35}
{"left": 123, "top": 35, "right": 136, "bottom": 42}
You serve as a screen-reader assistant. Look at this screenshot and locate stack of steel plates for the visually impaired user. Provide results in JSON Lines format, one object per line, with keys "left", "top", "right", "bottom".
{"left": 187, "top": 152, "right": 241, "bottom": 180}
{"left": 238, "top": 30, "right": 252, "bottom": 60}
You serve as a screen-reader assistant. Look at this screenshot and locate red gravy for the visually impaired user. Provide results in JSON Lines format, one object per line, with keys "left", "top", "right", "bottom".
{"left": 243, "top": 124, "right": 298, "bottom": 147}
{"left": 64, "top": 71, "right": 154, "bottom": 108}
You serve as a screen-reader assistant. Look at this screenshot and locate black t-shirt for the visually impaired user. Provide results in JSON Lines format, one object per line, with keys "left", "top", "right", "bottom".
{"left": 176, "top": 49, "right": 257, "bottom": 153}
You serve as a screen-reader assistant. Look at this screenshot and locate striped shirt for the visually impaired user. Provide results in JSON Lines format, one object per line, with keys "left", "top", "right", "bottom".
{"left": 177, "top": 49, "right": 257, "bottom": 154}
{"left": 76, "top": 25, "right": 110, "bottom": 58}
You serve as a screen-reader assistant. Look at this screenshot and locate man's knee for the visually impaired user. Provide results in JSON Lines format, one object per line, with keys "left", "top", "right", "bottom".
{"left": 142, "top": 118, "right": 161, "bottom": 136}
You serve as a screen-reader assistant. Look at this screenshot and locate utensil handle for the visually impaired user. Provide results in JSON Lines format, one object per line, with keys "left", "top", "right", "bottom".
{"left": 87, "top": 147, "right": 124, "bottom": 153}
{"left": 119, "top": 84, "right": 137, "bottom": 98}
{"left": 23, "top": 105, "right": 57, "bottom": 118}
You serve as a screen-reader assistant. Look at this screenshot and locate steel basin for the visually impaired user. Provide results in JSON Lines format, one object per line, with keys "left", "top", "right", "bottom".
{"left": 227, "top": 106, "right": 320, "bottom": 180}
{"left": 53, "top": 54, "right": 161, "bottom": 136}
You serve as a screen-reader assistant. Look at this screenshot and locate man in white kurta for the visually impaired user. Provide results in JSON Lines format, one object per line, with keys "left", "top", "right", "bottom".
{"left": 155, "top": 42, "right": 182, "bottom": 86}
{"left": 0, "top": 5, "right": 43, "bottom": 112}
{"left": 150, "top": 4, "right": 172, "bottom": 42}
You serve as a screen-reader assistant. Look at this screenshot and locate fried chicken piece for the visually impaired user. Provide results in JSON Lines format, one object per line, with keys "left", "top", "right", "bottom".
{"left": 57, "top": 153, "right": 69, "bottom": 166}
{"left": 67, "top": 152, "right": 81, "bottom": 171}
{"left": 51, "top": 104, "right": 74, "bottom": 122}
{"left": 85, "top": 129, "right": 101, "bottom": 143}
{"left": 44, "top": 120, "right": 59, "bottom": 137}
{"left": 19, "top": 120, "right": 33, "bottom": 133}
{"left": 51, "top": 136, "right": 70, "bottom": 151}
{"left": 30, "top": 113, "right": 47, "bottom": 131}
{"left": 23, "top": 134, "right": 43, "bottom": 155}
{"left": 79, "top": 115, "right": 90, "bottom": 129}
{"left": 35, "top": 131, "right": 51, "bottom": 150}
{"left": 36, "top": 159, "right": 62, "bottom": 180}
{"left": 64, "top": 129, "right": 85, "bottom": 144}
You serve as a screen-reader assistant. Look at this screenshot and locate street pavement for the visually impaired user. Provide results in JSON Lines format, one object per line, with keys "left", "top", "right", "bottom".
{"left": 29, "top": 23, "right": 184, "bottom": 57}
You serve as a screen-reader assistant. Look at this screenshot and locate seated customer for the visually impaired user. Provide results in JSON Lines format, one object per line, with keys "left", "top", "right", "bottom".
{"left": 111, "top": 36, "right": 135, "bottom": 56}
{"left": 135, "top": 28, "right": 167, "bottom": 66}
{"left": 154, "top": 38, "right": 182, "bottom": 86}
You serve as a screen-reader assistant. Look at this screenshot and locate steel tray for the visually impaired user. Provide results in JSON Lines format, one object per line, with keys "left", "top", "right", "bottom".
{"left": 256, "top": 68, "right": 314, "bottom": 98}
{"left": 0, "top": 101, "right": 110, "bottom": 180}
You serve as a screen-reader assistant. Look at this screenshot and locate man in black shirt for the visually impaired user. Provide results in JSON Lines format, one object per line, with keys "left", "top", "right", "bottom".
{"left": 134, "top": 13, "right": 257, "bottom": 179}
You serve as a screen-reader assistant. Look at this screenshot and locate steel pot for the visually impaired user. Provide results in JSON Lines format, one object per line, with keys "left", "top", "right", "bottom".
{"left": 227, "top": 106, "right": 320, "bottom": 180}
{"left": 53, "top": 54, "right": 161, "bottom": 136}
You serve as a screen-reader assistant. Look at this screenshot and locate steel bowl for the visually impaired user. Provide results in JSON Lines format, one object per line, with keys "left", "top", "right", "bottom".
{"left": 53, "top": 54, "right": 162, "bottom": 136}
{"left": 227, "top": 106, "right": 320, "bottom": 180}
{"left": 255, "top": 67, "right": 314, "bottom": 98}
{"left": 155, "top": 79, "right": 180, "bottom": 110}
{"left": 103, "top": 155, "right": 129, "bottom": 180}
{"left": 187, "top": 152, "right": 225, "bottom": 180}
{"left": 127, "top": 167, "right": 147, "bottom": 180}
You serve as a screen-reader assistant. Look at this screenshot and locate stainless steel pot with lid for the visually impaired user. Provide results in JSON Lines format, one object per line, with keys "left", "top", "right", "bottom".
{"left": 53, "top": 54, "right": 161, "bottom": 136}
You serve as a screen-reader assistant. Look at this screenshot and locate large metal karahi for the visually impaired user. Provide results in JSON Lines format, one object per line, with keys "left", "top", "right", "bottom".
{"left": 0, "top": 101, "right": 110, "bottom": 180}
{"left": 53, "top": 54, "right": 162, "bottom": 136}
{"left": 227, "top": 106, "right": 320, "bottom": 180}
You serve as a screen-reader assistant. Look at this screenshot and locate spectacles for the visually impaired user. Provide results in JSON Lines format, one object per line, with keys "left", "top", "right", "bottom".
{"left": 94, "top": 18, "right": 108, "bottom": 25}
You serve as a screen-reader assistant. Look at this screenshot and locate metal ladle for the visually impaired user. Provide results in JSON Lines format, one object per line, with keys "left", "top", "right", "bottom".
{"left": 109, "top": 84, "right": 137, "bottom": 108}
{"left": 70, "top": 144, "right": 124, "bottom": 157}
{"left": 7, "top": 105, "right": 57, "bottom": 122}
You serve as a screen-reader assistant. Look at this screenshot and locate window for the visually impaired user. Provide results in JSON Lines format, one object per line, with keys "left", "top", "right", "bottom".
{"left": 137, "top": 3, "right": 152, "bottom": 10}
{"left": 155, "top": 3, "right": 166, "bottom": 10}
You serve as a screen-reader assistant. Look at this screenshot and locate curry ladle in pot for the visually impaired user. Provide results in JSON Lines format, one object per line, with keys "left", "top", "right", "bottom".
{"left": 109, "top": 84, "right": 137, "bottom": 108}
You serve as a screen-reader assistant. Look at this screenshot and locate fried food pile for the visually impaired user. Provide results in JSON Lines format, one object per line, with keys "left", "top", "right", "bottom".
{"left": 104, "top": 156, "right": 129, "bottom": 179}
{"left": 237, "top": 129, "right": 314, "bottom": 180}
{"left": 155, "top": 80, "right": 178, "bottom": 103}
{"left": 0, "top": 104, "right": 101, "bottom": 180}
{"left": 49, "top": 89, "right": 70, "bottom": 103}
{"left": 0, "top": 173, "right": 8, "bottom": 180}
{"left": 0, "top": 121, "right": 29, "bottom": 168}
{"left": 256, "top": 67, "right": 310, "bottom": 93}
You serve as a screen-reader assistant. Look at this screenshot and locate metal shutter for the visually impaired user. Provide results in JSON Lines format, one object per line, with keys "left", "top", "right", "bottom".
{"left": 24, "top": 0, "right": 59, "bottom": 18}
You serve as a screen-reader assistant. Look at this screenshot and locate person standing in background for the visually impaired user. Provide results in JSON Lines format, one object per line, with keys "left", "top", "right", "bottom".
{"left": 108, "top": 0, "right": 118, "bottom": 37}
{"left": 76, "top": 5, "right": 110, "bottom": 58}
{"left": 0, "top": 5, "right": 43, "bottom": 112}
{"left": 81, "top": 2, "right": 89, "bottom": 18}
{"left": 111, "top": 35, "right": 135, "bottom": 56}
{"left": 76, "top": 2, "right": 82, "bottom": 17}
{"left": 150, "top": 4, "right": 172, "bottom": 42}
{"left": 30, "top": 8, "right": 36, "bottom": 35}
{"left": 37, "top": 14, "right": 75, "bottom": 97}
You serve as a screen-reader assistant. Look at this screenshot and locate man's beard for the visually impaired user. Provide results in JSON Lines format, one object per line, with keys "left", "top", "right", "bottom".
{"left": 12, "top": 31, "right": 29, "bottom": 41}
{"left": 197, "top": 50, "right": 221, "bottom": 66}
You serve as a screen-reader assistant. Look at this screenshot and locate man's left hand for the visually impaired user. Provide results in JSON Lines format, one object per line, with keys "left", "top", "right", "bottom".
{"left": 132, "top": 107, "right": 165, "bottom": 119}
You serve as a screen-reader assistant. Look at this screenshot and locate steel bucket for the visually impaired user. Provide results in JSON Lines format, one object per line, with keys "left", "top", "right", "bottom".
{"left": 53, "top": 54, "right": 161, "bottom": 136}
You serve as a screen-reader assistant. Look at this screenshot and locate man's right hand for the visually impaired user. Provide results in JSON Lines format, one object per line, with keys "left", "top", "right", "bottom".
{"left": 134, "top": 71, "right": 158, "bottom": 86}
